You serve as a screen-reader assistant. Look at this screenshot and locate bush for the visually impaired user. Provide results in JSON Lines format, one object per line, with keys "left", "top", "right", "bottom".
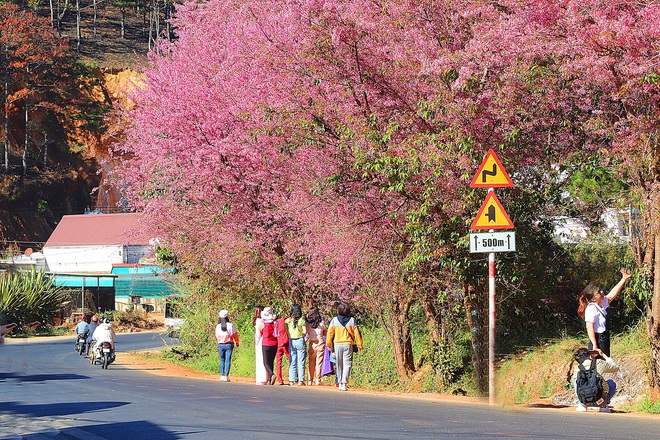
{"left": 0, "top": 269, "right": 64, "bottom": 327}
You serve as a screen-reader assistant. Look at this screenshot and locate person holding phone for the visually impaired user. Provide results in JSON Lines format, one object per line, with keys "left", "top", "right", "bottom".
{"left": 578, "top": 268, "right": 631, "bottom": 357}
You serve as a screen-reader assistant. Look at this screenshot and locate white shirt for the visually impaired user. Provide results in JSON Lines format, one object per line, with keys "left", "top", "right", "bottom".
{"left": 584, "top": 298, "right": 609, "bottom": 334}
{"left": 92, "top": 323, "right": 115, "bottom": 343}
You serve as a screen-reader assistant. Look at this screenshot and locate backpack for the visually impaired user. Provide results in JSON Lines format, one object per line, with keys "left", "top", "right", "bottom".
{"left": 576, "top": 358, "right": 604, "bottom": 406}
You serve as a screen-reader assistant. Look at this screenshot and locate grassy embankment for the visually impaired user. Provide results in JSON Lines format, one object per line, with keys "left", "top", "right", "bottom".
{"left": 496, "top": 320, "right": 659, "bottom": 413}
{"left": 157, "top": 319, "right": 660, "bottom": 413}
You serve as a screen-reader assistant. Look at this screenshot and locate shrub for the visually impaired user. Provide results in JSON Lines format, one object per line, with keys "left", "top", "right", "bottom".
{"left": 0, "top": 269, "right": 64, "bottom": 327}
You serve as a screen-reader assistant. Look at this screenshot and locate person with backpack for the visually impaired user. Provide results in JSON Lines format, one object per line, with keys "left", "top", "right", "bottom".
{"left": 577, "top": 268, "right": 631, "bottom": 357}
{"left": 571, "top": 347, "right": 619, "bottom": 412}
{"left": 326, "top": 302, "right": 363, "bottom": 391}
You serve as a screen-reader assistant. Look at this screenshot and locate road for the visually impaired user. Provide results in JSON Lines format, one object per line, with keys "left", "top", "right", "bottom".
{"left": 1, "top": 333, "right": 658, "bottom": 439}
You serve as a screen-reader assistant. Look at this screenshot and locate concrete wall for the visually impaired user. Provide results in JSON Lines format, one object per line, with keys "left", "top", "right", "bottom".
{"left": 43, "top": 246, "right": 124, "bottom": 272}
{"left": 43, "top": 245, "right": 152, "bottom": 273}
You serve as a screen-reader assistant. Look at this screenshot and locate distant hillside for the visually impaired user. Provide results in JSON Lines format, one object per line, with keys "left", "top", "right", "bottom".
{"left": 37, "top": 2, "right": 154, "bottom": 70}
{"left": 1, "top": 3, "right": 153, "bottom": 249}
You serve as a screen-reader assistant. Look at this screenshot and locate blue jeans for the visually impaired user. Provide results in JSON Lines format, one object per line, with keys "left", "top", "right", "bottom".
{"left": 218, "top": 343, "right": 234, "bottom": 376}
{"left": 289, "top": 338, "right": 306, "bottom": 383}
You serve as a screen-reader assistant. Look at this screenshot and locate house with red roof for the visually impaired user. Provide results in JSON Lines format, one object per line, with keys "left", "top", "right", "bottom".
{"left": 43, "top": 212, "right": 152, "bottom": 273}
{"left": 42, "top": 213, "right": 172, "bottom": 313}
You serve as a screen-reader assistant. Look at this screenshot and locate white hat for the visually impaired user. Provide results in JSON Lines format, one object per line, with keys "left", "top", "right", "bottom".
{"left": 218, "top": 310, "right": 228, "bottom": 319}
{"left": 261, "top": 307, "right": 274, "bottom": 323}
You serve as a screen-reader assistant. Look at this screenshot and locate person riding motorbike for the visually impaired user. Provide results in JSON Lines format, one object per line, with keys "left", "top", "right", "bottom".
{"left": 75, "top": 316, "right": 89, "bottom": 353}
{"left": 86, "top": 315, "right": 100, "bottom": 355}
{"left": 91, "top": 318, "right": 116, "bottom": 361}
{"left": 75, "top": 316, "right": 89, "bottom": 338}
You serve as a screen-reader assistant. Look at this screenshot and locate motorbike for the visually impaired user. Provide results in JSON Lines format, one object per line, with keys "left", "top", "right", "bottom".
{"left": 74, "top": 332, "right": 88, "bottom": 356}
{"left": 90, "top": 341, "right": 115, "bottom": 369}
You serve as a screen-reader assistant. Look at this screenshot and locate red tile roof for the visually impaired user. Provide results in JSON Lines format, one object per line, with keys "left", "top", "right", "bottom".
{"left": 44, "top": 213, "right": 150, "bottom": 247}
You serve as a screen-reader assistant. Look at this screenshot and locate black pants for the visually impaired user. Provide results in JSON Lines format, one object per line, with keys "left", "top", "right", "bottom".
{"left": 588, "top": 329, "right": 610, "bottom": 357}
{"left": 262, "top": 345, "right": 277, "bottom": 381}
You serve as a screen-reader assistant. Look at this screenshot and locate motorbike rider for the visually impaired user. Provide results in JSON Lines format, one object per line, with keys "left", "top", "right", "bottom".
{"left": 75, "top": 316, "right": 89, "bottom": 341}
{"left": 91, "top": 318, "right": 116, "bottom": 360}
{"left": 86, "top": 315, "right": 100, "bottom": 354}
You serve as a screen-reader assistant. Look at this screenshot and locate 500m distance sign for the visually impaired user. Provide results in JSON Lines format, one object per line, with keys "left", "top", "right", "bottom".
{"left": 470, "top": 231, "right": 516, "bottom": 253}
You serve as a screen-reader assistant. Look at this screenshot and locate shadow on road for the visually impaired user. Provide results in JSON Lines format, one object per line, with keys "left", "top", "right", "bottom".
{"left": 78, "top": 420, "right": 186, "bottom": 439}
{"left": 0, "top": 372, "right": 90, "bottom": 382}
{"left": 0, "top": 401, "right": 129, "bottom": 417}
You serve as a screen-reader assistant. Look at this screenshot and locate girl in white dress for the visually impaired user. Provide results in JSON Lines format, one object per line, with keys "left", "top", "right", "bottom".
{"left": 253, "top": 306, "right": 268, "bottom": 384}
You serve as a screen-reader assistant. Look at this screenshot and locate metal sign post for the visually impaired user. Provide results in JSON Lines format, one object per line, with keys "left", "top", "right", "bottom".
{"left": 469, "top": 149, "right": 515, "bottom": 406}
{"left": 488, "top": 250, "right": 496, "bottom": 405}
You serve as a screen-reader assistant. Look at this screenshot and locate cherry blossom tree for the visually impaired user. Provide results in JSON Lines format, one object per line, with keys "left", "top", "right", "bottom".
{"left": 421, "top": 0, "right": 660, "bottom": 393}
{"left": 115, "top": 0, "right": 660, "bottom": 391}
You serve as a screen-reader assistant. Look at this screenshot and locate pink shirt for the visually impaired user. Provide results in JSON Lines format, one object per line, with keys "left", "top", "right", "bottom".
{"left": 215, "top": 322, "right": 239, "bottom": 344}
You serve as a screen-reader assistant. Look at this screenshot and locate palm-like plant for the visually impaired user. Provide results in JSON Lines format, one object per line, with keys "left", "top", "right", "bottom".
{"left": 0, "top": 269, "right": 64, "bottom": 326}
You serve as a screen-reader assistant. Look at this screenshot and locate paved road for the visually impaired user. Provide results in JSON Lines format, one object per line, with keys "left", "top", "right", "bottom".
{"left": 1, "top": 333, "right": 659, "bottom": 439}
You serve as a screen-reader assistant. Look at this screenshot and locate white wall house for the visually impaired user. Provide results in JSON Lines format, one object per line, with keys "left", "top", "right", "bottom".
{"left": 43, "top": 213, "right": 153, "bottom": 273}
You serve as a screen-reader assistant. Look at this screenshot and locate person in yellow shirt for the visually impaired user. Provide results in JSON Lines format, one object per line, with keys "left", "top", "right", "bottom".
{"left": 285, "top": 304, "right": 307, "bottom": 385}
{"left": 326, "top": 302, "right": 363, "bottom": 391}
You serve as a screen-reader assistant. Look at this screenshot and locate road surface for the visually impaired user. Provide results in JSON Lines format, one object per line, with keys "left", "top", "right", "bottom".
{"left": 1, "top": 333, "right": 658, "bottom": 439}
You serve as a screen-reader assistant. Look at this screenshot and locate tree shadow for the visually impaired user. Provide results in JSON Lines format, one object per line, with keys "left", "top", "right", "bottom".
{"left": 0, "top": 372, "right": 90, "bottom": 382}
{"left": 77, "top": 420, "right": 186, "bottom": 439}
{"left": 0, "top": 401, "right": 128, "bottom": 417}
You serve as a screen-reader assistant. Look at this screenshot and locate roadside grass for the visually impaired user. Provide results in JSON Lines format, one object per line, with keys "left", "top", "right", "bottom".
{"left": 631, "top": 397, "right": 660, "bottom": 414}
{"left": 158, "top": 318, "right": 658, "bottom": 412}
{"left": 496, "top": 337, "right": 581, "bottom": 405}
{"left": 5, "top": 325, "right": 70, "bottom": 338}
{"left": 161, "top": 325, "right": 451, "bottom": 392}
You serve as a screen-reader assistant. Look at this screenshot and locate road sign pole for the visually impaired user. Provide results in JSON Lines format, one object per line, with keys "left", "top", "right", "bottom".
{"left": 470, "top": 150, "right": 514, "bottom": 407}
{"left": 488, "top": 251, "right": 496, "bottom": 406}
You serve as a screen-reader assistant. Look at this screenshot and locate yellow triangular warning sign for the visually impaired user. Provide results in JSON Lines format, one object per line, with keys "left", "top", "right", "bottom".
{"left": 470, "top": 191, "right": 514, "bottom": 230}
{"left": 470, "top": 149, "right": 513, "bottom": 188}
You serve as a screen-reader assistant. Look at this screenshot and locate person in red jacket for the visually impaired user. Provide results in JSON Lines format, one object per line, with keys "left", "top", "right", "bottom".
{"left": 275, "top": 315, "right": 290, "bottom": 385}
{"left": 258, "top": 307, "right": 278, "bottom": 385}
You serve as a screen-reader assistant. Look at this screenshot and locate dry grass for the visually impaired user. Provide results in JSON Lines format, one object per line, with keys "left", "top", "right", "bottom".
{"left": 496, "top": 324, "right": 650, "bottom": 408}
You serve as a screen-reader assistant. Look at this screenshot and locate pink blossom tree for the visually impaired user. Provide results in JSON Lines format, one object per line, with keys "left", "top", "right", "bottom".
{"left": 115, "top": 0, "right": 660, "bottom": 392}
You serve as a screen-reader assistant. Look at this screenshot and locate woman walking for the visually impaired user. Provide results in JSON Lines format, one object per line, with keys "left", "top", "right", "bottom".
{"left": 578, "top": 268, "right": 631, "bottom": 357}
{"left": 326, "top": 302, "right": 363, "bottom": 391}
{"left": 285, "top": 304, "right": 307, "bottom": 386}
{"left": 253, "top": 306, "right": 268, "bottom": 385}
{"left": 305, "top": 307, "right": 326, "bottom": 385}
{"left": 215, "top": 309, "right": 240, "bottom": 382}
{"left": 258, "top": 307, "right": 279, "bottom": 385}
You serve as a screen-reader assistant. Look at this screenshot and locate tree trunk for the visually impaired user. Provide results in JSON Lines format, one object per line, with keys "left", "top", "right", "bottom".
{"left": 378, "top": 284, "right": 415, "bottom": 380}
{"left": 464, "top": 281, "right": 488, "bottom": 394}
{"left": 387, "top": 295, "right": 415, "bottom": 380}
{"left": 23, "top": 70, "right": 28, "bottom": 176}
{"left": 93, "top": 0, "right": 98, "bottom": 38}
{"left": 76, "top": 0, "right": 81, "bottom": 53}
{"left": 423, "top": 295, "right": 442, "bottom": 345}
{"left": 49, "top": 0, "right": 54, "bottom": 28}
{"left": 3, "top": 73, "right": 8, "bottom": 172}
{"left": 121, "top": 7, "right": 126, "bottom": 39}
{"left": 649, "top": 233, "right": 660, "bottom": 398}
